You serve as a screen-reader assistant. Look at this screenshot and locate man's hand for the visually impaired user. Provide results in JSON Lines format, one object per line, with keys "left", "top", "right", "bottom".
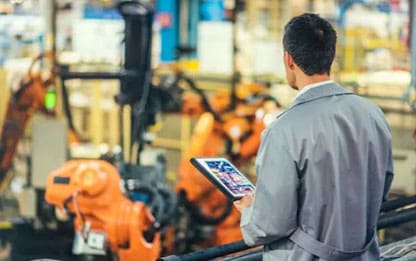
{"left": 233, "top": 193, "right": 254, "bottom": 213}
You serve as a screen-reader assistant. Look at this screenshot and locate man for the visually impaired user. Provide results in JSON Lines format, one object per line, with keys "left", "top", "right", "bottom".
{"left": 234, "top": 13, "right": 394, "bottom": 260}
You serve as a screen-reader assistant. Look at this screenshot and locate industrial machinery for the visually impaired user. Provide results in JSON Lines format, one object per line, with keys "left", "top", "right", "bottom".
{"left": 1, "top": 1, "right": 414, "bottom": 261}
{"left": 49, "top": 1, "right": 281, "bottom": 258}
{"left": 47, "top": 62, "right": 280, "bottom": 260}
{"left": 1, "top": 1, "right": 280, "bottom": 260}
{"left": 45, "top": 160, "right": 161, "bottom": 261}
{"left": 44, "top": 1, "right": 175, "bottom": 260}
{"left": 0, "top": 52, "right": 83, "bottom": 260}
{"left": 0, "top": 53, "right": 56, "bottom": 187}
{"left": 0, "top": 1, "right": 168, "bottom": 260}
{"left": 159, "top": 62, "right": 281, "bottom": 252}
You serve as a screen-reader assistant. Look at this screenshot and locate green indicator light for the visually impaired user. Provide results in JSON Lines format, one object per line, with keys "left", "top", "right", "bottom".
{"left": 45, "top": 90, "right": 57, "bottom": 110}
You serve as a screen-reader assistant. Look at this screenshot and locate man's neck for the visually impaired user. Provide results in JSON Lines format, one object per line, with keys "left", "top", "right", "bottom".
{"left": 296, "top": 74, "right": 331, "bottom": 91}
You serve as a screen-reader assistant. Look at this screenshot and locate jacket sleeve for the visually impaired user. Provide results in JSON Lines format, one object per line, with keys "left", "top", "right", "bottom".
{"left": 383, "top": 145, "right": 394, "bottom": 202}
{"left": 240, "top": 127, "right": 299, "bottom": 246}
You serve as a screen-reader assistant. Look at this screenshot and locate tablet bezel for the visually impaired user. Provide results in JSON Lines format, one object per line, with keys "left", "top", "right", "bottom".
{"left": 190, "top": 157, "right": 255, "bottom": 200}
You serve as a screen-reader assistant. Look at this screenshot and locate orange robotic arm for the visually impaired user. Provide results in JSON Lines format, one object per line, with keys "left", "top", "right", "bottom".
{"left": 0, "top": 55, "right": 52, "bottom": 184}
{"left": 173, "top": 82, "right": 282, "bottom": 249}
{"left": 0, "top": 53, "right": 82, "bottom": 186}
{"left": 45, "top": 160, "right": 161, "bottom": 261}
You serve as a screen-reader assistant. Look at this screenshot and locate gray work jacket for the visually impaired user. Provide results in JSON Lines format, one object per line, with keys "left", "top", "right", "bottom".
{"left": 241, "top": 82, "right": 394, "bottom": 261}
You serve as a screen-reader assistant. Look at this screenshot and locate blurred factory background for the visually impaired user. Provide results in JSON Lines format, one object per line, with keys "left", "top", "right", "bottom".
{"left": 0, "top": 0, "right": 414, "bottom": 260}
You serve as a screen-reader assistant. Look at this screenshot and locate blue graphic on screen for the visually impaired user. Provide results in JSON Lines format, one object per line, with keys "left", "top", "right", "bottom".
{"left": 206, "top": 161, "right": 254, "bottom": 194}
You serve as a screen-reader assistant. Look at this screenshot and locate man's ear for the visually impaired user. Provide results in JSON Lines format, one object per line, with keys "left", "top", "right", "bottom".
{"left": 284, "top": 51, "right": 295, "bottom": 70}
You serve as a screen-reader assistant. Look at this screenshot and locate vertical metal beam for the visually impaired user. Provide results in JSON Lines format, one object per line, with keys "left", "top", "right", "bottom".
{"left": 188, "top": 0, "right": 199, "bottom": 56}
{"left": 0, "top": 68, "right": 8, "bottom": 128}
{"left": 269, "top": 0, "right": 280, "bottom": 39}
{"left": 89, "top": 81, "right": 103, "bottom": 145}
{"left": 41, "top": 0, "right": 56, "bottom": 58}
{"left": 51, "top": 0, "right": 57, "bottom": 60}
{"left": 179, "top": 0, "right": 189, "bottom": 45}
{"left": 410, "top": 0, "right": 415, "bottom": 88}
{"left": 403, "top": 0, "right": 416, "bottom": 110}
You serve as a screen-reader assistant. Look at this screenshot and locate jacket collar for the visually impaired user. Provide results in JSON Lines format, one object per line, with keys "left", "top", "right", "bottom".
{"left": 275, "top": 82, "right": 354, "bottom": 121}
{"left": 291, "top": 81, "right": 353, "bottom": 107}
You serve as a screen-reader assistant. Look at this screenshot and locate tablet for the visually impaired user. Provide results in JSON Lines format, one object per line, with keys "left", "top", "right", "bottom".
{"left": 190, "top": 157, "right": 255, "bottom": 200}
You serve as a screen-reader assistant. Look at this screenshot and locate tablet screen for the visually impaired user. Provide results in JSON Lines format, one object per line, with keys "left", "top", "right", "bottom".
{"left": 192, "top": 158, "right": 255, "bottom": 199}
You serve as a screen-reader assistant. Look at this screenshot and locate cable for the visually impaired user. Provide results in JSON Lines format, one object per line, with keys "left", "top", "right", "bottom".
{"left": 71, "top": 191, "right": 105, "bottom": 251}
{"left": 72, "top": 191, "right": 87, "bottom": 237}
{"left": 130, "top": 70, "right": 152, "bottom": 164}
{"left": 181, "top": 75, "right": 222, "bottom": 122}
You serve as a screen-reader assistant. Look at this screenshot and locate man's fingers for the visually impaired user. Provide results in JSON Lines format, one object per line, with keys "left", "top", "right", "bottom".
{"left": 233, "top": 200, "right": 242, "bottom": 207}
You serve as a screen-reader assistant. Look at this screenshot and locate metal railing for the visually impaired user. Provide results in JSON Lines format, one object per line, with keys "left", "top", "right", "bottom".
{"left": 159, "top": 195, "right": 416, "bottom": 261}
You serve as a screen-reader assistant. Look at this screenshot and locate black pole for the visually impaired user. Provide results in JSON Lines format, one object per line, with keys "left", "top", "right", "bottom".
{"left": 117, "top": 1, "right": 155, "bottom": 163}
{"left": 117, "top": 1, "right": 154, "bottom": 105}
{"left": 158, "top": 240, "right": 253, "bottom": 261}
{"left": 51, "top": 0, "right": 57, "bottom": 63}
{"left": 377, "top": 206, "right": 416, "bottom": 229}
{"left": 380, "top": 195, "right": 416, "bottom": 213}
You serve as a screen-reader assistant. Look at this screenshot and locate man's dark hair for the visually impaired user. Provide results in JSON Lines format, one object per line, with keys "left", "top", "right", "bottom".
{"left": 283, "top": 13, "right": 337, "bottom": 75}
